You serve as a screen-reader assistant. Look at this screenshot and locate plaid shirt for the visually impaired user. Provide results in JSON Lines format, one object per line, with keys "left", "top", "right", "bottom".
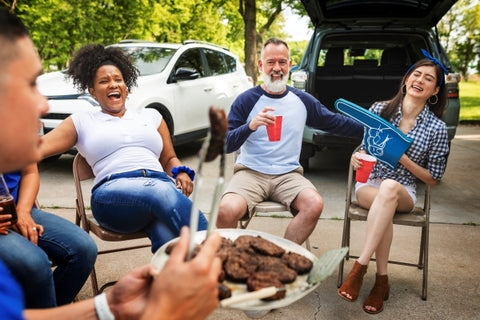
{"left": 364, "top": 101, "right": 449, "bottom": 189}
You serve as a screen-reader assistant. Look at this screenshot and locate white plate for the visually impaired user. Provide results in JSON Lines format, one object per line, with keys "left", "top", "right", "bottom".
{"left": 151, "top": 228, "right": 319, "bottom": 312}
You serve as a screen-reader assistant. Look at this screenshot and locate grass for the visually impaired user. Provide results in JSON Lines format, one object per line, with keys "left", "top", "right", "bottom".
{"left": 459, "top": 79, "right": 480, "bottom": 122}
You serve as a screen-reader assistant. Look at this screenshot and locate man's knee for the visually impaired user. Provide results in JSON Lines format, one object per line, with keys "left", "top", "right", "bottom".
{"left": 217, "top": 193, "right": 247, "bottom": 226}
{"left": 294, "top": 189, "right": 323, "bottom": 216}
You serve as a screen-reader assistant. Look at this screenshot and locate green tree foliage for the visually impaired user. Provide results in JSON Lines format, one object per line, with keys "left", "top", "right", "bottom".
{"left": 4, "top": 0, "right": 234, "bottom": 71}
{"left": 2, "top": 0, "right": 307, "bottom": 77}
{"left": 438, "top": 0, "right": 480, "bottom": 80}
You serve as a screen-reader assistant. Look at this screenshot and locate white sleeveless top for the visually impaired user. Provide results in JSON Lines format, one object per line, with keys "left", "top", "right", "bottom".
{"left": 71, "top": 108, "right": 164, "bottom": 185}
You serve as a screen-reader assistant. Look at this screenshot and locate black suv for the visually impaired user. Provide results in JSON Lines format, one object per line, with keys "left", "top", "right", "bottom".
{"left": 292, "top": 0, "right": 460, "bottom": 169}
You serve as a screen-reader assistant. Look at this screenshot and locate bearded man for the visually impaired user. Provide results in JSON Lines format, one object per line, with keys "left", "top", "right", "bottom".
{"left": 216, "top": 38, "right": 364, "bottom": 244}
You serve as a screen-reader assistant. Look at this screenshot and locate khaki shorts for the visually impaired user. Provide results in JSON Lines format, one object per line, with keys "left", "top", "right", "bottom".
{"left": 223, "top": 164, "right": 317, "bottom": 217}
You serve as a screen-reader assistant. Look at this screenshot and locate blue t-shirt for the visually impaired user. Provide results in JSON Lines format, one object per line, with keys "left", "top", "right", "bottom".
{"left": 0, "top": 260, "right": 25, "bottom": 319}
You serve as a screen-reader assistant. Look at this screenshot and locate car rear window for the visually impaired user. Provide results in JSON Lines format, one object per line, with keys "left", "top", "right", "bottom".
{"left": 316, "top": 33, "right": 430, "bottom": 68}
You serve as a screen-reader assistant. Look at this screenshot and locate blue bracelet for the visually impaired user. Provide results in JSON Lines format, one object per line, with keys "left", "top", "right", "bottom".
{"left": 171, "top": 166, "right": 195, "bottom": 181}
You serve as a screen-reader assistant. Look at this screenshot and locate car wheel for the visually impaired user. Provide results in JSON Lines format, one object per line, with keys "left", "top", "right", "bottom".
{"left": 146, "top": 104, "right": 174, "bottom": 136}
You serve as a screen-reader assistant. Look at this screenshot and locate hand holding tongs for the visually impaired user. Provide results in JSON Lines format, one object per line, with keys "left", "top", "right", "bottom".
{"left": 187, "top": 106, "right": 228, "bottom": 260}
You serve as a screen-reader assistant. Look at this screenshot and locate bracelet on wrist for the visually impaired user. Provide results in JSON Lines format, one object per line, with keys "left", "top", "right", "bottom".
{"left": 94, "top": 292, "right": 114, "bottom": 320}
{"left": 171, "top": 165, "right": 195, "bottom": 181}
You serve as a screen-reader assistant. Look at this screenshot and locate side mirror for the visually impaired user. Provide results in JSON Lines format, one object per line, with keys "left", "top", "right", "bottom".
{"left": 171, "top": 67, "right": 200, "bottom": 82}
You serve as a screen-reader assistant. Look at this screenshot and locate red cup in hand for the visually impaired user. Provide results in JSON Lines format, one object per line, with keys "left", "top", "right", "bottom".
{"left": 355, "top": 154, "right": 377, "bottom": 183}
{"left": 266, "top": 115, "right": 282, "bottom": 141}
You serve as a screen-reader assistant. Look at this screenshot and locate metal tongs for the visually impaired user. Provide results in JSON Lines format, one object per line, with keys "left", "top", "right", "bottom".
{"left": 187, "top": 107, "right": 228, "bottom": 260}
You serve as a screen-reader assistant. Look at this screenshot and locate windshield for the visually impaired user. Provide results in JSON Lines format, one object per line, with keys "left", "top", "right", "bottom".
{"left": 121, "top": 46, "right": 177, "bottom": 76}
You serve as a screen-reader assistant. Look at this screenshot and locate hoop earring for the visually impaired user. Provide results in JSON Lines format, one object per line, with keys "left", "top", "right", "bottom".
{"left": 428, "top": 95, "right": 438, "bottom": 105}
{"left": 402, "top": 84, "right": 406, "bottom": 95}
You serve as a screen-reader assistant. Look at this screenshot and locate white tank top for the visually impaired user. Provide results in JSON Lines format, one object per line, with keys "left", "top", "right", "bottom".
{"left": 71, "top": 108, "right": 164, "bottom": 185}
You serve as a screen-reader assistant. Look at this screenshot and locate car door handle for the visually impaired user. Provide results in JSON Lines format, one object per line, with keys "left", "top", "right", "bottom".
{"left": 204, "top": 87, "right": 213, "bottom": 92}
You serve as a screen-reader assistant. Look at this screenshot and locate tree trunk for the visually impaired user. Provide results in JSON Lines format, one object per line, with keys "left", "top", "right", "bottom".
{"left": 243, "top": 0, "right": 258, "bottom": 84}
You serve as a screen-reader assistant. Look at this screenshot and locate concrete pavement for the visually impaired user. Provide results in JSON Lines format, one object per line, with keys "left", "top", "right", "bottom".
{"left": 38, "top": 125, "right": 480, "bottom": 319}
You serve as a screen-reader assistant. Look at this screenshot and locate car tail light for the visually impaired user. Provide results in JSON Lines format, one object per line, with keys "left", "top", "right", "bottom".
{"left": 291, "top": 70, "right": 308, "bottom": 91}
{"left": 445, "top": 72, "right": 460, "bottom": 98}
{"left": 445, "top": 73, "right": 461, "bottom": 84}
{"left": 447, "top": 89, "right": 459, "bottom": 99}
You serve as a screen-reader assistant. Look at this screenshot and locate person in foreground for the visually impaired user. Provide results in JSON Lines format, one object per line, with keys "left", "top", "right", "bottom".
{"left": 0, "top": 8, "right": 221, "bottom": 320}
{"left": 337, "top": 53, "right": 450, "bottom": 314}
{"left": 216, "top": 37, "right": 364, "bottom": 245}
{"left": 1, "top": 163, "right": 97, "bottom": 308}
{"left": 39, "top": 43, "right": 207, "bottom": 253}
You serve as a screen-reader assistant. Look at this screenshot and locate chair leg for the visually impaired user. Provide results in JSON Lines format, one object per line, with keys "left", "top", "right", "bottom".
{"left": 238, "top": 210, "right": 254, "bottom": 229}
{"left": 418, "top": 226, "right": 426, "bottom": 269}
{"left": 99, "top": 281, "right": 117, "bottom": 293}
{"left": 305, "top": 237, "right": 311, "bottom": 251}
{"left": 90, "top": 266, "right": 99, "bottom": 296}
{"left": 337, "top": 256, "right": 345, "bottom": 288}
{"left": 337, "top": 217, "right": 351, "bottom": 287}
{"left": 422, "top": 224, "right": 429, "bottom": 300}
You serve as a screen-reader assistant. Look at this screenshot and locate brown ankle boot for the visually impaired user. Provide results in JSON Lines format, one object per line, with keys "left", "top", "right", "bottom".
{"left": 337, "top": 261, "right": 368, "bottom": 302}
{"left": 363, "top": 274, "right": 390, "bottom": 314}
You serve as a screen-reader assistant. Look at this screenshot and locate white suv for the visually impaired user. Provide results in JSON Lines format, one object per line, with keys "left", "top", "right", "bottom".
{"left": 37, "top": 40, "right": 252, "bottom": 154}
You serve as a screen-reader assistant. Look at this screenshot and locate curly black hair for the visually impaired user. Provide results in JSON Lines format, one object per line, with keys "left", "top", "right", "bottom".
{"left": 66, "top": 44, "right": 139, "bottom": 93}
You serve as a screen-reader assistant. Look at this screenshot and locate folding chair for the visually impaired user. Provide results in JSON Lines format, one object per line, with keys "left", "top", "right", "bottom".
{"left": 73, "top": 153, "right": 151, "bottom": 295}
{"left": 337, "top": 148, "right": 431, "bottom": 300}
{"left": 239, "top": 201, "right": 312, "bottom": 251}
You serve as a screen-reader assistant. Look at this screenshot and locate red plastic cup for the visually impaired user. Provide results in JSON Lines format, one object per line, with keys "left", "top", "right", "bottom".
{"left": 355, "top": 154, "right": 377, "bottom": 183}
{"left": 266, "top": 115, "right": 282, "bottom": 141}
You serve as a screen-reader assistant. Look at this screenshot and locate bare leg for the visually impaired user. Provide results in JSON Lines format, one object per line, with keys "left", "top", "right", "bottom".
{"left": 339, "top": 179, "right": 412, "bottom": 301}
{"left": 216, "top": 193, "right": 248, "bottom": 228}
{"left": 286, "top": 188, "right": 323, "bottom": 244}
{"left": 356, "top": 179, "right": 413, "bottom": 312}
{"left": 356, "top": 179, "right": 413, "bottom": 267}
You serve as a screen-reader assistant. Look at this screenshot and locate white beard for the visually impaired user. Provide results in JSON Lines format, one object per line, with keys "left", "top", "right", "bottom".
{"left": 262, "top": 71, "right": 288, "bottom": 93}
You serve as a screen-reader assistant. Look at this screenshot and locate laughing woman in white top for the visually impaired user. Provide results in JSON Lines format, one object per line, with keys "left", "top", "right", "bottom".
{"left": 40, "top": 44, "right": 207, "bottom": 253}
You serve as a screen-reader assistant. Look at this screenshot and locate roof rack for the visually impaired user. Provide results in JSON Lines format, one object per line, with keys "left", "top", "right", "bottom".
{"left": 182, "top": 39, "right": 229, "bottom": 51}
{"left": 119, "top": 39, "right": 158, "bottom": 44}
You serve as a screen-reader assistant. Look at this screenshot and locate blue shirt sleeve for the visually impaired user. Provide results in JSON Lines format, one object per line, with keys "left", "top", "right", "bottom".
{"left": 2, "top": 171, "right": 21, "bottom": 202}
{"left": 294, "top": 89, "right": 364, "bottom": 138}
{"left": 225, "top": 87, "right": 262, "bottom": 153}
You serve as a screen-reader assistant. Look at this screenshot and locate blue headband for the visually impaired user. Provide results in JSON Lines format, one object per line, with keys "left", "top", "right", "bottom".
{"left": 407, "top": 49, "right": 449, "bottom": 86}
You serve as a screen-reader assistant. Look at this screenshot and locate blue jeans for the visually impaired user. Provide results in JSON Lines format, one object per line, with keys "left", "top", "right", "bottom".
{"left": 0, "top": 208, "right": 97, "bottom": 308}
{"left": 91, "top": 169, "right": 208, "bottom": 253}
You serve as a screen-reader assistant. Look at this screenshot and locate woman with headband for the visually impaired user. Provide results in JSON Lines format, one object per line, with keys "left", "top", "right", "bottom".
{"left": 337, "top": 50, "right": 450, "bottom": 314}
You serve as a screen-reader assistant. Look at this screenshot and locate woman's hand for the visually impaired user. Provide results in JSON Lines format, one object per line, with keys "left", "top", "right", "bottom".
{"left": 351, "top": 151, "right": 365, "bottom": 170}
{"left": 175, "top": 172, "right": 194, "bottom": 197}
